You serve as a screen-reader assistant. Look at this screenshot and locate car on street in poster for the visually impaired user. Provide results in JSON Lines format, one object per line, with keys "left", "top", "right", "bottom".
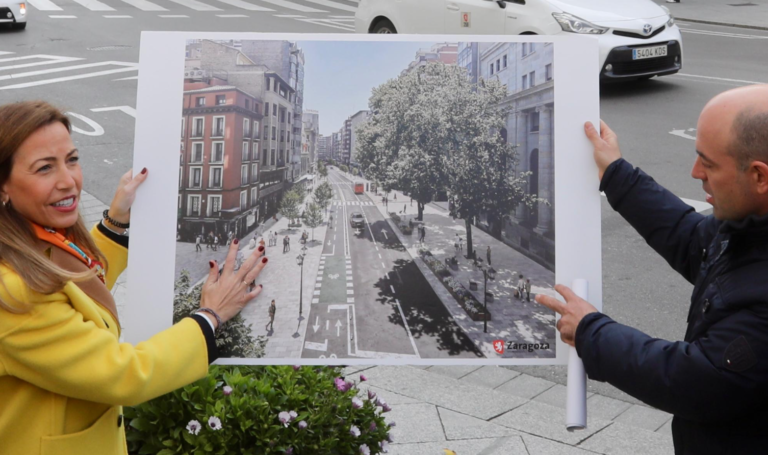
{"left": 356, "top": 0, "right": 682, "bottom": 81}
{"left": 0, "top": 0, "right": 26, "bottom": 29}
{"left": 350, "top": 212, "right": 365, "bottom": 228}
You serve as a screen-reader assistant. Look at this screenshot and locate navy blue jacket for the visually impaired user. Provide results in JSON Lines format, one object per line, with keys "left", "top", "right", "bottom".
{"left": 577, "top": 159, "right": 768, "bottom": 454}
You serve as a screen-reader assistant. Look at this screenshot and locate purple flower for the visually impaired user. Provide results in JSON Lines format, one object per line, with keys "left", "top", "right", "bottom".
{"left": 350, "top": 425, "right": 361, "bottom": 438}
{"left": 387, "top": 433, "right": 394, "bottom": 443}
{"left": 352, "top": 397, "right": 363, "bottom": 409}
{"left": 223, "top": 386, "right": 233, "bottom": 396}
{"left": 375, "top": 397, "right": 386, "bottom": 407}
{"left": 380, "top": 441, "right": 390, "bottom": 453}
{"left": 207, "top": 416, "right": 222, "bottom": 431}
{"left": 382, "top": 403, "right": 392, "bottom": 413}
{"left": 367, "top": 389, "right": 377, "bottom": 401}
{"left": 293, "top": 365, "right": 301, "bottom": 371}
{"left": 186, "top": 420, "right": 201, "bottom": 435}
{"left": 278, "top": 411, "right": 291, "bottom": 427}
{"left": 286, "top": 447, "right": 294, "bottom": 455}
{"left": 289, "top": 410, "right": 298, "bottom": 421}
{"left": 298, "top": 420, "right": 308, "bottom": 430}
{"left": 346, "top": 379, "right": 355, "bottom": 390}
{"left": 335, "top": 377, "right": 349, "bottom": 392}
{"left": 359, "top": 444, "right": 371, "bottom": 455}
{"left": 388, "top": 421, "right": 396, "bottom": 427}
{"left": 360, "top": 374, "right": 368, "bottom": 382}
{"left": 369, "top": 421, "right": 377, "bottom": 432}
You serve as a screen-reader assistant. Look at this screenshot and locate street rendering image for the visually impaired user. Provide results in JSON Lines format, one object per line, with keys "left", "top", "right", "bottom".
{"left": 172, "top": 38, "right": 559, "bottom": 361}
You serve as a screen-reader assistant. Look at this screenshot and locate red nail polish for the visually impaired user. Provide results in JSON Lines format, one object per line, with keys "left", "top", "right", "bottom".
{"left": 141, "top": 167, "right": 147, "bottom": 174}
{"left": 234, "top": 238, "right": 239, "bottom": 245}
{"left": 209, "top": 261, "right": 214, "bottom": 268}
{"left": 262, "top": 257, "right": 268, "bottom": 264}
{"left": 258, "top": 245, "right": 265, "bottom": 252}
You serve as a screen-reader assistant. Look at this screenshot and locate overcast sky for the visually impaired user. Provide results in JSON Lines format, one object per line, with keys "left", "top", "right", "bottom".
{"left": 300, "top": 41, "right": 438, "bottom": 136}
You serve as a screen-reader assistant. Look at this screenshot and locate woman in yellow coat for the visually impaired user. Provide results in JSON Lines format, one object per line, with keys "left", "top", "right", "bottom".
{"left": 0, "top": 101, "right": 269, "bottom": 455}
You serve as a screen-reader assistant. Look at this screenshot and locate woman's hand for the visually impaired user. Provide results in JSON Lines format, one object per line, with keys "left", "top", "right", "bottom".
{"left": 107, "top": 167, "right": 148, "bottom": 226}
{"left": 199, "top": 240, "right": 268, "bottom": 328}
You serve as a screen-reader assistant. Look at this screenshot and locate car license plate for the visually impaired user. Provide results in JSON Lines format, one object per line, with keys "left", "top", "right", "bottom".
{"left": 632, "top": 45, "right": 667, "bottom": 60}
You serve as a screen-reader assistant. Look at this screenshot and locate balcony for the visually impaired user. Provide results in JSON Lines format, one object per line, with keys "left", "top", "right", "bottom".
{"left": 191, "top": 130, "right": 203, "bottom": 139}
{"left": 212, "top": 129, "right": 224, "bottom": 138}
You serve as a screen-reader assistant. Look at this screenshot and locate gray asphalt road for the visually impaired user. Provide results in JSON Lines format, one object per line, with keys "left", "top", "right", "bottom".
{"left": 2, "top": 11, "right": 767, "bottom": 402}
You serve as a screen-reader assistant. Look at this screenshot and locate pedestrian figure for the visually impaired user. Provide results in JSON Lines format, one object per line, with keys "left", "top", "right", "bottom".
{"left": 259, "top": 237, "right": 266, "bottom": 249}
{"left": 487, "top": 245, "right": 492, "bottom": 266}
{"left": 329, "top": 213, "right": 334, "bottom": 228}
{"left": 420, "top": 225, "right": 426, "bottom": 243}
{"left": 283, "top": 235, "right": 290, "bottom": 253}
{"left": 213, "top": 235, "right": 219, "bottom": 251}
{"left": 525, "top": 279, "right": 532, "bottom": 302}
{"left": 394, "top": 193, "right": 397, "bottom": 201}
{"left": 227, "top": 231, "right": 234, "bottom": 246}
{"left": 411, "top": 197, "right": 413, "bottom": 207}
{"left": 517, "top": 274, "right": 525, "bottom": 300}
{"left": 206, "top": 231, "right": 213, "bottom": 250}
{"left": 266, "top": 300, "right": 276, "bottom": 331}
{"left": 403, "top": 203, "right": 407, "bottom": 214}
{"left": 195, "top": 235, "right": 202, "bottom": 252}
{"left": 268, "top": 231, "right": 273, "bottom": 247}
{"left": 248, "top": 237, "right": 256, "bottom": 250}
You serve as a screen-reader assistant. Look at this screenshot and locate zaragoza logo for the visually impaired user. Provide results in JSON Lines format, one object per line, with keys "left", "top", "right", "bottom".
{"left": 493, "top": 340, "right": 505, "bottom": 355}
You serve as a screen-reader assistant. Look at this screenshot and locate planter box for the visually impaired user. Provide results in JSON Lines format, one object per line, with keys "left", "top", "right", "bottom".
{"left": 288, "top": 223, "right": 303, "bottom": 228}
{"left": 419, "top": 249, "right": 490, "bottom": 322}
{"left": 469, "top": 281, "right": 478, "bottom": 291}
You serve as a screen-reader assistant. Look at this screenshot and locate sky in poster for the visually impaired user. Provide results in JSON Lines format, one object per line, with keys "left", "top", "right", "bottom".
{"left": 299, "top": 41, "right": 438, "bottom": 136}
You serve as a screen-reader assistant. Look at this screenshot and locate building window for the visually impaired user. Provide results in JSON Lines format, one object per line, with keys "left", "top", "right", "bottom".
{"left": 189, "top": 167, "right": 202, "bottom": 189}
{"left": 546, "top": 63, "right": 553, "bottom": 81}
{"left": 263, "top": 147, "right": 268, "bottom": 163}
{"left": 272, "top": 126, "right": 277, "bottom": 140}
{"left": 212, "top": 117, "right": 225, "bottom": 137}
{"left": 522, "top": 42, "right": 528, "bottom": 57}
{"left": 496, "top": 59, "right": 500, "bottom": 72}
{"left": 188, "top": 195, "right": 201, "bottom": 217}
{"left": 240, "top": 191, "right": 247, "bottom": 211}
{"left": 267, "top": 78, "right": 271, "bottom": 91}
{"left": 272, "top": 104, "right": 277, "bottom": 117}
{"left": 241, "top": 165, "right": 248, "bottom": 186}
{"left": 196, "top": 96, "right": 205, "bottom": 107}
{"left": 209, "top": 167, "right": 223, "bottom": 189}
{"left": 250, "top": 188, "right": 258, "bottom": 207}
{"left": 522, "top": 74, "right": 527, "bottom": 90}
{"left": 211, "top": 142, "right": 224, "bottom": 163}
{"left": 243, "top": 118, "right": 250, "bottom": 138}
{"left": 192, "top": 117, "right": 204, "bottom": 138}
{"left": 251, "top": 163, "right": 258, "bottom": 183}
{"left": 280, "top": 131, "right": 284, "bottom": 143}
{"left": 280, "top": 110, "right": 285, "bottom": 124}
{"left": 254, "top": 120, "right": 260, "bottom": 139}
{"left": 264, "top": 102, "right": 269, "bottom": 116}
{"left": 208, "top": 195, "right": 222, "bottom": 216}
{"left": 271, "top": 148, "right": 276, "bottom": 165}
{"left": 529, "top": 71, "right": 535, "bottom": 88}
{"left": 242, "top": 142, "right": 249, "bottom": 162}
{"left": 490, "top": 63, "right": 494, "bottom": 75}
{"left": 178, "top": 167, "right": 182, "bottom": 188}
{"left": 191, "top": 142, "right": 204, "bottom": 163}
{"left": 530, "top": 111, "right": 540, "bottom": 132}
{"left": 245, "top": 99, "right": 250, "bottom": 110}
{"left": 264, "top": 124, "right": 269, "bottom": 141}
{"left": 503, "top": 55, "right": 507, "bottom": 68}
{"left": 181, "top": 118, "right": 185, "bottom": 138}
{"left": 216, "top": 95, "right": 226, "bottom": 106}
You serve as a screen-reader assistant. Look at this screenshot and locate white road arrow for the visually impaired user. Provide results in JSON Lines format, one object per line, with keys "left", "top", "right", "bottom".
{"left": 669, "top": 128, "right": 696, "bottom": 141}
{"left": 327, "top": 239, "right": 332, "bottom": 246}
{"left": 66, "top": 112, "right": 104, "bottom": 137}
{"left": 336, "top": 320, "right": 342, "bottom": 337}
{"left": 313, "top": 316, "right": 320, "bottom": 333}
{"left": 381, "top": 230, "right": 388, "bottom": 240}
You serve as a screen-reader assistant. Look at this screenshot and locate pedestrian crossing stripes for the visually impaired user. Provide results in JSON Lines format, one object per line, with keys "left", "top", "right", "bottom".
{"left": 333, "top": 201, "right": 374, "bottom": 206}
{"left": 0, "top": 54, "right": 139, "bottom": 90}
{"left": 27, "top": 0, "right": 357, "bottom": 14}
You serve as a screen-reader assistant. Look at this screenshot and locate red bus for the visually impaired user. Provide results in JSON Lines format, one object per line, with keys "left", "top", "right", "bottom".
{"left": 354, "top": 182, "right": 365, "bottom": 194}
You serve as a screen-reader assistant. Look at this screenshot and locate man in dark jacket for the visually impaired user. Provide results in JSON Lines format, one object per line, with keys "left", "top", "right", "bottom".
{"left": 537, "top": 85, "right": 768, "bottom": 454}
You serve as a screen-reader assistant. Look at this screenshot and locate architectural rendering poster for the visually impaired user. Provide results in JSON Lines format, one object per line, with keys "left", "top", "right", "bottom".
{"left": 125, "top": 32, "right": 601, "bottom": 366}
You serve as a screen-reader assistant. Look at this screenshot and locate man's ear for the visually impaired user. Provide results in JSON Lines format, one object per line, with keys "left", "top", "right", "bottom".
{"left": 751, "top": 161, "right": 768, "bottom": 195}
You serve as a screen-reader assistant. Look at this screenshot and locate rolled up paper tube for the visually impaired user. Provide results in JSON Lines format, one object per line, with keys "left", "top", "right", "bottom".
{"left": 566, "top": 278, "right": 588, "bottom": 431}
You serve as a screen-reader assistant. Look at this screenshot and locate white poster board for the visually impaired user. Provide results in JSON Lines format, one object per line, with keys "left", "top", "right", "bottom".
{"left": 125, "top": 32, "right": 601, "bottom": 366}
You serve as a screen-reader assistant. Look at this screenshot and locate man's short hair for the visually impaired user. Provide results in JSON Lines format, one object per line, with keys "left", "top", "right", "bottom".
{"left": 730, "top": 108, "right": 768, "bottom": 171}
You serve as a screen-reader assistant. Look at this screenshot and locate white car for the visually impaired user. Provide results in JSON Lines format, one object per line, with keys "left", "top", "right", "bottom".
{"left": 0, "top": 0, "right": 27, "bottom": 30}
{"left": 356, "top": 0, "right": 682, "bottom": 81}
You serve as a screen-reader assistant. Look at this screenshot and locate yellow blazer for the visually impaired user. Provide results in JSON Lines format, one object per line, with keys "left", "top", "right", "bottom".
{"left": 0, "top": 225, "right": 211, "bottom": 455}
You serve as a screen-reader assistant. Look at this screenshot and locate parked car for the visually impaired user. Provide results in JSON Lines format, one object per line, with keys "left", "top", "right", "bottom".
{"left": 355, "top": 0, "right": 682, "bottom": 81}
{"left": 350, "top": 212, "right": 365, "bottom": 228}
{"left": 0, "top": 0, "right": 26, "bottom": 29}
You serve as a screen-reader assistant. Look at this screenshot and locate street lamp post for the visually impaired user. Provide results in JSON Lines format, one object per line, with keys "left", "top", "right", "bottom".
{"left": 296, "top": 244, "right": 308, "bottom": 317}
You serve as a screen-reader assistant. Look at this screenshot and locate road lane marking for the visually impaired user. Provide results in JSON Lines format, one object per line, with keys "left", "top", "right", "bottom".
{"left": 261, "top": 0, "right": 325, "bottom": 12}
{"left": 304, "top": 340, "right": 328, "bottom": 351}
{"left": 27, "top": 0, "right": 62, "bottom": 10}
{"left": 274, "top": 14, "right": 304, "bottom": 17}
{"left": 676, "top": 73, "right": 765, "bottom": 85}
{"left": 0, "top": 63, "right": 138, "bottom": 89}
{"left": 167, "top": 0, "right": 221, "bottom": 10}
{"left": 0, "top": 54, "right": 82, "bottom": 72}
{"left": 71, "top": 0, "right": 115, "bottom": 10}
{"left": 297, "top": 18, "right": 355, "bottom": 31}
{"left": 217, "top": 0, "right": 274, "bottom": 10}
{"left": 390, "top": 285, "right": 396, "bottom": 294}
{"left": 304, "top": 0, "right": 356, "bottom": 12}
{"left": 347, "top": 297, "right": 355, "bottom": 303}
{"left": 381, "top": 262, "right": 386, "bottom": 269}
{"left": 679, "top": 28, "right": 768, "bottom": 40}
{"left": 347, "top": 290, "right": 354, "bottom": 295}
{"left": 117, "top": 0, "right": 167, "bottom": 11}
{"left": 395, "top": 299, "right": 420, "bottom": 358}
{"left": 159, "top": 14, "right": 189, "bottom": 17}
{"left": 378, "top": 253, "right": 382, "bottom": 259}
{"left": 217, "top": 13, "right": 248, "bottom": 16}
{"left": 347, "top": 282, "right": 353, "bottom": 287}
{"left": 104, "top": 14, "right": 132, "bottom": 17}
{"left": 0, "top": 61, "right": 121, "bottom": 81}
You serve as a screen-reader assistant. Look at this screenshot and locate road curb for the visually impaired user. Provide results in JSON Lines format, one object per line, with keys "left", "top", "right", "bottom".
{"left": 677, "top": 17, "right": 768, "bottom": 31}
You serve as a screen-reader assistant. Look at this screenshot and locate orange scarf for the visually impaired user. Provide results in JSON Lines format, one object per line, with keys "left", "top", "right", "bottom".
{"left": 31, "top": 223, "right": 106, "bottom": 284}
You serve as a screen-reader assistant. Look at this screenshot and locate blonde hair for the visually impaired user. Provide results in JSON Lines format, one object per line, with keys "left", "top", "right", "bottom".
{"left": 0, "top": 101, "right": 106, "bottom": 313}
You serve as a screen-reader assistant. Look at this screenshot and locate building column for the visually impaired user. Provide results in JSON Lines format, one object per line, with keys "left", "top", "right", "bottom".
{"left": 514, "top": 111, "right": 529, "bottom": 223}
{"left": 535, "top": 104, "right": 554, "bottom": 235}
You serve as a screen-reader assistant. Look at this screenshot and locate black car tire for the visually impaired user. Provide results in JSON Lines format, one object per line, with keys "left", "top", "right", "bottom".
{"left": 371, "top": 19, "right": 396, "bottom": 34}
{"left": 12, "top": 22, "right": 26, "bottom": 30}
